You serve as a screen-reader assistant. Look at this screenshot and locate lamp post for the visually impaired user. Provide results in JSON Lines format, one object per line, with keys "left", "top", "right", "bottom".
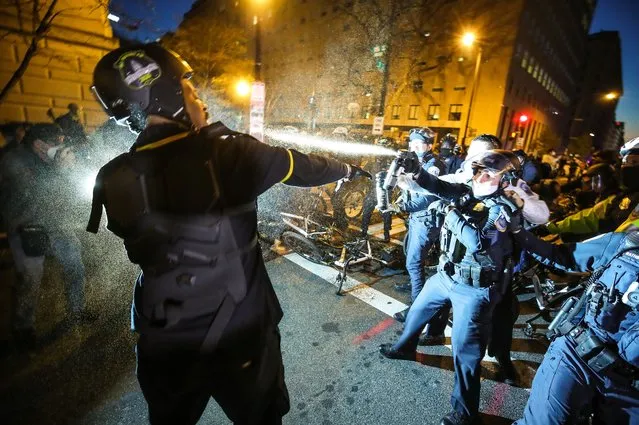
{"left": 461, "top": 32, "right": 482, "bottom": 147}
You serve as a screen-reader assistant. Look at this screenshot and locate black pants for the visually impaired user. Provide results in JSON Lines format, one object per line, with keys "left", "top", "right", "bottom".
{"left": 136, "top": 328, "right": 290, "bottom": 425}
{"left": 487, "top": 285, "right": 519, "bottom": 359}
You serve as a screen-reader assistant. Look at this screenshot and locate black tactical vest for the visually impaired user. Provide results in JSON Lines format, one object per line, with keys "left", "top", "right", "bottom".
{"left": 87, "top": 125, "right": 257, "bottom": 352}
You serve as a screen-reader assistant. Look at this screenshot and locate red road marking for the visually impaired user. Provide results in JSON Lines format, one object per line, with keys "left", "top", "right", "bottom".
{"left": 483, "top": 382, "right": 510, "bottom": 416}
{"left": 352, "top": 317, "right": 396, "bottom": 345}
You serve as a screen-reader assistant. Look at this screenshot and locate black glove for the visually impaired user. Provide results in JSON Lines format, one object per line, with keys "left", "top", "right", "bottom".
{"left": 397, "top": 151, "right": 421, "bottom": 174}
{"left": 496, "top": 206, "right": 523, "bottom": 233}
{"left": 345, "top": 164, "right": 372, "bottom": 181}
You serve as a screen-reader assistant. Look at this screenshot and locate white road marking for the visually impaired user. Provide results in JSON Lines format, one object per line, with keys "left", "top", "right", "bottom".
{"left": 283, "top": 251, "right": 505, "bottom": 364}
{"left": 285, "top": 252, "right": 407, "bottom": 316}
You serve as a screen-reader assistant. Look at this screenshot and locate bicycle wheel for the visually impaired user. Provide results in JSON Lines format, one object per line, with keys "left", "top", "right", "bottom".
{"left": 342, "top": 189, "right": 366, "bottom": 219}
{"left": 281, "top": 231, "right": 325, "bottom": 264}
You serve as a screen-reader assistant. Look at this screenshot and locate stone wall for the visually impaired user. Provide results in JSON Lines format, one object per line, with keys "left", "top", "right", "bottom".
{"left": 0, "top": 0, "right": 118, "bottom": 131}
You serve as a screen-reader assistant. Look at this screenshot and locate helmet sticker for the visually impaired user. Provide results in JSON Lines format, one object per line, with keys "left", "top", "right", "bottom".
{"left": 115, "top": 51, "right": 162, "bottom": 89}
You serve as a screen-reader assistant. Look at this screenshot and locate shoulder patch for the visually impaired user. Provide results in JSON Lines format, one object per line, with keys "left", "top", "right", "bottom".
{"left": 517, "top": 179, "right": 533, "bottom": 196}
{"left": 427, "top": 165, "right": 441, "bottom": 176}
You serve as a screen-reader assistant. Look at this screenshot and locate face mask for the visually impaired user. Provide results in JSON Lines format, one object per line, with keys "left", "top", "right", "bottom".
{"left": 472, "top": 179, "right": 499, "bottom": 197}
{"left": 622, "top": 166, "right": 639, "bottom": 191}
{"left": 46, "top": 144, "right": 64, "bottom": 160}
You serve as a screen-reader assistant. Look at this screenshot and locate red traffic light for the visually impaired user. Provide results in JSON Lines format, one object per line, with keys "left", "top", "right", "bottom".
{"left": 519, "top": 114, "right": 529, "bottom": 123}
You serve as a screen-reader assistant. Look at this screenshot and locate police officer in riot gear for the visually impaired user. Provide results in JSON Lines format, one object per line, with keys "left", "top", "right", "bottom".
{"left": 87, "top": 43, "right": 370, "bottom": 425}
{"left": 507, "top": 222, "right": 639, "bottom": 424}
{"left": 380, "top": 149, "right": 522, "bottom": 425}
{"left": 439, "top": 133, "right": 463, "bottom": 175}
{"left": 389, "top": 128, "right": 446, "bottom": 332}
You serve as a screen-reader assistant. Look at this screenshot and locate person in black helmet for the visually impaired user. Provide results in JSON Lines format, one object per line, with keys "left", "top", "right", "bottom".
{"left": 439, "top": 133, "right": 463, "bottom": 175}
{"left": 87, "top": 43, "right": 370, "bottom": 425}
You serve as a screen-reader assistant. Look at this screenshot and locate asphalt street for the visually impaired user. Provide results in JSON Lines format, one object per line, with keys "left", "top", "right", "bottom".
{"left": 0, "top": 219, "right": 549, "bottom": 425}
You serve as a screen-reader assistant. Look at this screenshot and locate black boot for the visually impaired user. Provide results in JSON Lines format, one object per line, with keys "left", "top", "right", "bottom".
{"left": 394, "top": 282, "right": 411, "bottom": 293}
{"left": 418, "top": 334, "right": 446, "bottom": 346}
{"left": 379, "top": 343, "right": 416, "bottom": 361}
{"left": 393, "top": 309, "right": 408, "bottom": 322}
{"left": 440, "top": 411, "right": 475, "bottom": 425}
{"left": 496, "top": 355, "right": 518, "bottom": 386}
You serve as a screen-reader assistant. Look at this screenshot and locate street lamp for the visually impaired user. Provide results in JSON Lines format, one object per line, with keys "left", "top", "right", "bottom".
{"left": 235, "top": 80, "right": 251, "bottom": 98}
{"left": 604, "top": 92, "right": 618, "bottom": 100}
{"left": 460, "top": 31, "right": 482, "bottom": 146}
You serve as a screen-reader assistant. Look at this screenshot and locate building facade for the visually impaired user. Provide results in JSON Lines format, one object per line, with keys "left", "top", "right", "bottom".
{"left": 259, "top": 0, "right": 596, "bottom": 149}
{"left": 570, "top": 31, "right": 623, "bottom": 151}
{"left": 0, "top": 0, "right": 118, "bottom": 131}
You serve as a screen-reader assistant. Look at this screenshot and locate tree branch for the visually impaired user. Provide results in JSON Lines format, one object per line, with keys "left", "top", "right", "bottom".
{"left": 0, "top": 0, "right": 58, "bottom": 103}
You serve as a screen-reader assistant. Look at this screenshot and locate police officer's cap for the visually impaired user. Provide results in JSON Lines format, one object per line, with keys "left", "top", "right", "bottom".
{"left": 408, "top": 127, "right": 435, "bottom": 144}
{"left": 92, "top": 43, "right": 193, "bottom": 130}
{"left": 620, "top": 137, "right": 639, "bottom": 157}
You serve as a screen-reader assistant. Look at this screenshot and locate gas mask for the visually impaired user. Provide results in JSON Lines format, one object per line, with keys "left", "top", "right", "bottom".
{"left": 440, "top": 148, "right": 452, "bottom": 158}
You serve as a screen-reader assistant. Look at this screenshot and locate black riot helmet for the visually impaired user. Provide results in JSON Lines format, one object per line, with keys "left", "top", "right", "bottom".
{"left": 92, "top": 43, "right": 194, "bottom": 132}
{"left": 471, "top": 149, "right": 522, "bottom": 185}
{"left": 440, "top": 133, "right": 457, "bottom": 150}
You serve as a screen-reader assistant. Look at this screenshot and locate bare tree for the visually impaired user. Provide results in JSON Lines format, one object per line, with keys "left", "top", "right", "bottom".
{"left": 328, "top": 0, "right": 517, "bottom": 118}
{"left": 0, "top": 0, "right": 112, "bottom": 103}
{"left": 161, "top": 5, "right": 253, "bottom": 126}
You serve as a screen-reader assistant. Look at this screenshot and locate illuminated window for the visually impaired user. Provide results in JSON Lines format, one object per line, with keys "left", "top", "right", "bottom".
{"left": 427, "top": 104, "right": 440, "bottom": 120}
{"left": 391, "top": 105, "right": 401, "bottom": 120}
{"left": 528, "top": 56, "right": 535, "bottom": 74}
{"left": 521, "top": 50, "right": 529, "bottom": 69}
{"left": 408, "top": 105, "right": 419, "bottom": 120}
{"left": 448, "top": 104, "right": 462, "bottom": 121}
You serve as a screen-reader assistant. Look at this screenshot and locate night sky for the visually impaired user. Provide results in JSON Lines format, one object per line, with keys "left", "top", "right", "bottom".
{"left": 110, "top": 0, "right": 639, "bottom": 140}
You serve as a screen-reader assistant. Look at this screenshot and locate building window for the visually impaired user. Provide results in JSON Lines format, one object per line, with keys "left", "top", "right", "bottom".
{"left": 528, "top": 56, "right": 535, "bottom": 74}
{"left": 408, "top": 105, "right": 419, "bottom": 120}
{"left": 533, "top": 63, "right": 539, "bottom": 79}
{"left": 521, "top": 50, "right": 528, "bottom": 69}
{"left": 432, "top": 87, "right": 444, "bottom": 92}
{"left": 427, "top": 104, "right": 440, "bottom": 120}
{"left": 391, "top": 105, "right": 401, "bottom": 120}
{"left": 448, "top": 104, "right": 462, "bottom": 121}
{"left": 453, "top": 86, "right": 466, "bottom": 91}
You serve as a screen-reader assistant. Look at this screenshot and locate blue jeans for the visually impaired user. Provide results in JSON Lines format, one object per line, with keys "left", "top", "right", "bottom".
{"left": 393, "top": 271, "right": 502, "bottom": 417}
{"left": 514, "top": 336, "right": 639, "bottom": 425}
{"left": 8, "top": 227, "right": 86, "bottom": 331}
{"left": 405, "top": 216, "right": 439, "bottom": 302}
